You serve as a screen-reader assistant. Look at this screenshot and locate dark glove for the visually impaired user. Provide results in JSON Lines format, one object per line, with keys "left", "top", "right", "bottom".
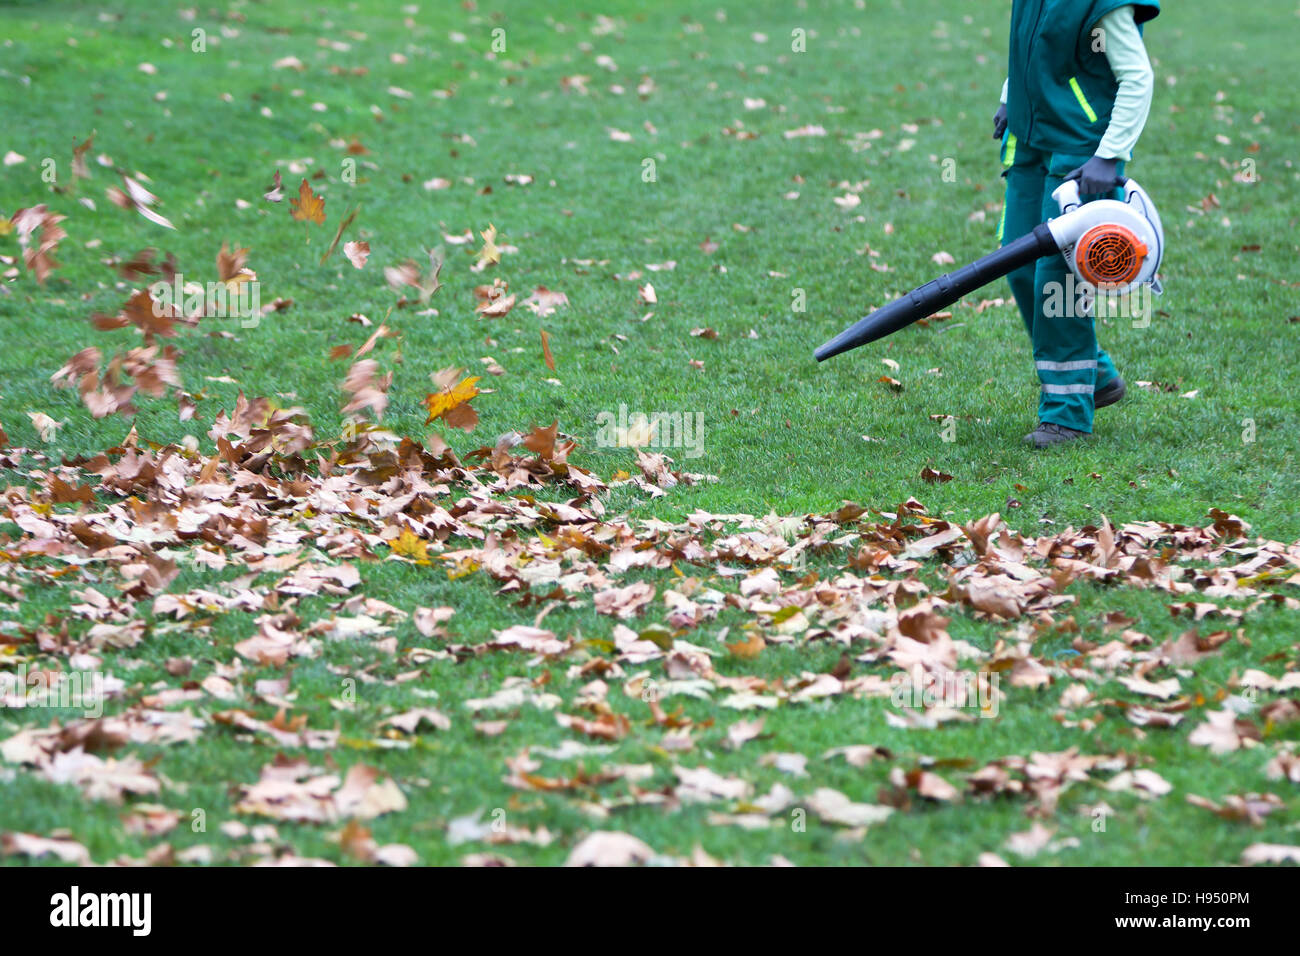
{"left": 1064, "top": 155, "right": 1122, "bottom": 196}
{"left": 992, "top": 103, "right": 1008, "bottom": 140}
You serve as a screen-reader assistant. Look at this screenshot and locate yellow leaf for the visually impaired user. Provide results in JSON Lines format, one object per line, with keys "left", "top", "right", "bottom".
{"left": 475, "top": 224, "right": 500, "bottom": 268}
{"left": 290, "top": 178, "right": 326, "bottom": 225}
{"left": 639, "top": 625, "right": 674, "bottom": 651}
{"left": 423, "top": 375, "right": 480, "bottom": 424}
{"left": 726, "top": 631, "right": 766, "bottom": 660}
{"left": 446, "top": 556, "right": 479, "bottom": 580}
{"left": 389, "top": 530, "right": 429, "bottom": 561}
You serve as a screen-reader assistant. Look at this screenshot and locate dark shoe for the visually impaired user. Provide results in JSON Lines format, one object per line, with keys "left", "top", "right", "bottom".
{"left": 1023, "top": 422, "right": 1090, "bottom": 448}
{"left": 1094, "top": 376, "right": 1127, "bottom": 409}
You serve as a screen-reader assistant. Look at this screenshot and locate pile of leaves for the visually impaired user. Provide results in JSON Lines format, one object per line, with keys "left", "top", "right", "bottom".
{"left": 1, "top": 404, "right": 1298, "bottom": 864}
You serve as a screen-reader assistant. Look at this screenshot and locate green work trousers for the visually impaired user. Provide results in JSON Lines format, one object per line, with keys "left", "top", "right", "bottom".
{"left": 999, "top": 137, "right": 1125, "bottom": 433}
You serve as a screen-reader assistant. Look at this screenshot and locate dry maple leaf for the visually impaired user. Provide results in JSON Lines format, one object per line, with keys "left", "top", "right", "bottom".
{"left": 115, "top": 246, "right": 177, "bottom": 283}
{"left": 50, "top": 344, "right": 142, "bottom": 418}
{"left": 424, "top": 369, "right": 480, "bottom": 432}
{"left": 540, "top": 328, "right": 556, "bottom": 371}
{"left": 335, "top": 820, "right": 418, "bottom": 866}
{"left": 70, "top": 130, "right": 96, "bottom": 186}
{"left": 1186, "top": 792, "right": 1282, "bottom": 826}
{"left": 290, "top": 178, "right": 326, "bottom": 225}
{"left": 725, "top": 630, "right": 765, "bottom": 660}
{"left": 388, "top": 529, "right": 431, "bottom": 562}
{"left": 521, "top": 421, "right": 559, "bottom": 459}
{"left": 1240, "top": 844, "right": 1300, "bottom": 866}
{"left": 319, "top": 205, "right": 359, "bottom": 263}
{"left": 523, "top": 285, "right": 569, "bottom": 316}
{"left": 353, "top": 322, "right": 394, "bottom": 360}
{"left": 725, "top": 717, "right": 766, "bottom": 750}
{"left": 384, "top": 259, "right": 421, "bottom": 292}
{"left": 235, "top": 760, "right": 406, "bottom": 823}
{"left": 1265, "top": 749, "right": 1300, "bottom": 783}
{"left": 478, "top": 296, "right": 515, "bottom": 319}
{"left": 1188, "top": 708, "right": 1260, "bottom": 754}
{"left": 92, "top": 288, "right": 180, "bottom": 343}
{"left": 10, "top": 205, "right": 67, "bottom": 284}
{"left": 414, "top": 606, "right": 456, "bottom": 638}
{"left": 341, "top": 358, "right": 392, "bottom": 421}
{"left": 1005, "top": 822, "right": 1056, "bottom": 858}
{"left": 26, "top": 412, "right": 63, "bottom": 442}
{"left": 382, "top": 708, "right": 451, "bottom": 734}
{"left": 490, "top": 626, "right": 568, "bottom": 656}
{"left": 343, "top": 240, "right": 369, "bottom": 269}
{"left": 217, "top": 241, "right": 252, "bottom": 283}
{"left": 263, "top": 169, "right": 284, "bottom": 202}
{"left": 473, "top": 278, "right": 515, "bottom": 316}
{"left": 1105, "top": 769, "right": 1173, "bottom": 799}
{"left": 824, "top": 745, "right": 893, "bottom": 767}
{"left": 107, "top": 175, "right": 175, "bottom": 229}
{"left": 43, "top": 750, "right": 160, "bottom": 803}
{"left": 557, "top": 712, "right": 631, "bottom": 741}
{"left": 806, "top": 787, "right": 893, "bottom": 827}
{"left": 885, "top": 767, "right": 961, "bottom": 804}
{"left": 474, "top": 223, "right": 501, "bottom": 269}
{"left": 593, "top": 581, "right": 655, "bottom": 619}
{"left": 565, "top": 831, "right": 655, "bottom": 867}
{"left": 920, "top": 465, "right": 953, "bottom": 483}
{"left": 1, "top": 832, "right": 92, "bottom": 865}
{"left": 384, "top": 247, "right": 443, "bottom": 302}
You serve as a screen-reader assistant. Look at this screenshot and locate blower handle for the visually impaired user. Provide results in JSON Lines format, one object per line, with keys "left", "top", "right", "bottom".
{"left": 814, "top": 223, "right": 1060, "bottom": 361}
{"left": 1052, "top": 175, "right": 1132, "bottom": 214}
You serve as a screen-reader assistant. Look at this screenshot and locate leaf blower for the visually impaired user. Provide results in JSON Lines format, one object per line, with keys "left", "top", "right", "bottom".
{"left": 814, "top": 178, "right": 1164, "bottom": 361}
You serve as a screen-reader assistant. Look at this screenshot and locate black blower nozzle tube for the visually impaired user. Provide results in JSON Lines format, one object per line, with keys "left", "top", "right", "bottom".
{"left": 814, "top": 223, "right": 1059, "bottom": 361}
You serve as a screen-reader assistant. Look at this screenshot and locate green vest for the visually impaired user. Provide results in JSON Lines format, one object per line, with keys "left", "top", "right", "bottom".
{"left": 1006, "top": 0, "right": 1160, "bottom": 155}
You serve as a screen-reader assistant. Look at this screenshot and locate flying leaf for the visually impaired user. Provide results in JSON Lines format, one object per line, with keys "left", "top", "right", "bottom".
{"left": 424, "top": 369, "right": 480, "bottom": 432}
{"left": 290, "top": 178, "right": 326, "bottom": 225}
{"left": 343, "top": 240, "right": 370, "bottom": 269}
{"left": 474, "top": 224, "right": 500, "bottom": 269}
{"left": 341, "top": 359, "right": 392, "bottom": 420}
{"left": 71, "top": 130, "right": 96, "bottom": 186}
{"left": 217, "top": 241, "right": 252, "bottom": 284}
{"left": 385, "top": 247, "right": 443, "bottom": 302}
{"left": 540, "top": 329, "right": 556, "bottom": 371}
{"left": 27, "top": 412, "right": 64, "bottom": 442}
{"left": 107, "top": 175, "right": 175, "bottom": 229}
{"left": 523, "top": 286, "right": 569, "bottom": 316}
{"left": 263, "top": 170, "right": 284, "bottom": 202}
{"left": 10, "top": 205, "right": 67, "bottom": 284}
{"left": 319, "top": 205, "right": 359, "bottom": 263}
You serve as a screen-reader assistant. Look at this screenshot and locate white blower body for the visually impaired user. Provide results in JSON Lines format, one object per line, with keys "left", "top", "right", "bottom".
{"left": 1048, "top": 177, "right": 1164, "bottom": 296}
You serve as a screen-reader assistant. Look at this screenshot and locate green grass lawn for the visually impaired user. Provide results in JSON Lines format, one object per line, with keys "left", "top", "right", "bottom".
{"left": 0, "top": 0, "right": 1297, "bottom": 866}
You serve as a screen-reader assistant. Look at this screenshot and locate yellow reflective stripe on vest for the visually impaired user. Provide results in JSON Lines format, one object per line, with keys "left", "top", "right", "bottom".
{"left": 1002, "top": 132, "right": 1017, "bottom": 168}
{"left": 1069, "top": 77, "right": 1098, "bottom": 124}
